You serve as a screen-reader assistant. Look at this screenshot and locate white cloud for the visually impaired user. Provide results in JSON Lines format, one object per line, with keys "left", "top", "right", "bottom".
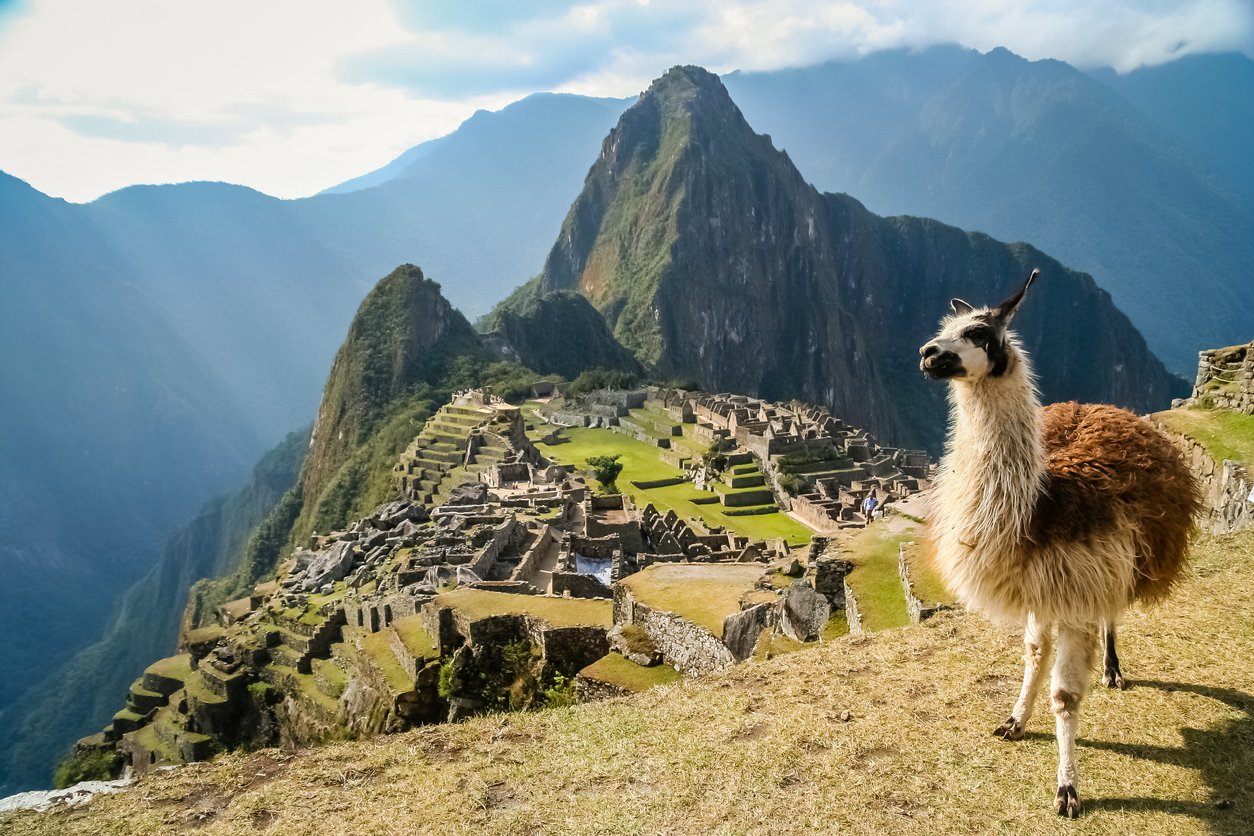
{"left": 0, "top": 0, "right": 513, "bottom": 200}
{"left": 0, "top": 0, "right": 1249, "bottom": 202}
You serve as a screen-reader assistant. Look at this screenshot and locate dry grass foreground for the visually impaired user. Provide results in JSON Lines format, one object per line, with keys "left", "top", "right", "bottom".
{"left": 7, "top": 530, "right": 1252, "bottom": 836}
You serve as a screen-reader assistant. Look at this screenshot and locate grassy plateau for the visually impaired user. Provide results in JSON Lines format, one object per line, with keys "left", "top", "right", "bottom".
{"left": 1154, "top": 407, "right": 1254, "bottom": 467}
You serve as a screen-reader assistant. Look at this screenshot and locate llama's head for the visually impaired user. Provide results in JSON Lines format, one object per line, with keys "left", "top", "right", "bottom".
{"left": 919, "top": 269, "right": 1039, "bottom": 383}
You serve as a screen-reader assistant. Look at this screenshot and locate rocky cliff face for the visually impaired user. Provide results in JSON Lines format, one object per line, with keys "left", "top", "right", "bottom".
{"left": 539, "top": 66, "right": 1184, "bottom": 451}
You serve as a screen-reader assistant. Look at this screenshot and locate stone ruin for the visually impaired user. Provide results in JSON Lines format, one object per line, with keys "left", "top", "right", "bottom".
{"left": 1182, "top": 340, "right": 1254, "bottom": 415}
{"left": 646, "top": 387, "right": 930, "bottom": 530}
{"left": 82, "top": 387, "right": 929, "bottom": 777}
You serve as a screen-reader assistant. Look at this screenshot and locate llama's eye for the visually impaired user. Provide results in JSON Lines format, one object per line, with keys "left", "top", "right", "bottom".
{"left": 966, "top": 326, "right": 990, "bottom": 342}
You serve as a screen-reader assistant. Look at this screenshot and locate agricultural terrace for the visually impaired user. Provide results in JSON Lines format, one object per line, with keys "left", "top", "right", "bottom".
{"left": 578, "top": 652, "right": 683, "bottom": 693}
{"left": 619, "top": 563, "right": 763, "bottom": 637}
{"left": 435, "top": 588, "right": 612, "bottom": 628}
{"left": 840, "top": 520, "right": 929, "bottom": 632}
{"left": 1154, "top": 407, "right": 1254, "bottom": 467}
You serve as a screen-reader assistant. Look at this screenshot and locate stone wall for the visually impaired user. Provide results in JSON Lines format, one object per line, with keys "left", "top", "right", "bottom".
{"left": 613, "top": 585, "right": 735, "bottom": 676}
{"left": 1158, "top": 426, "right": 1253, "bottom": 534}
{"left": 1189, "top": 342, "right": 1254, "bottom": 414}
{"left": 790, "top": 493, "right": 843, "bottom": 533}
{"left": 533, "top": 625, "right": 610, "bottom": 678}
{"left": 551, "top": 571, "right": 613, "bottom": 599}
{"left": 468, "top": 516, "right": 522, "bottom": 578}
{"left": 574, "top": 671, "right": 633, "bottom": 701}
{"left": 897, "top": 543, "right": 949, "bottom": 624}
{"left": 843, "top": 580, "right": 864, "bottom": 636}
{"left": 510, "top": 524, "right": 558, "bottom": 588}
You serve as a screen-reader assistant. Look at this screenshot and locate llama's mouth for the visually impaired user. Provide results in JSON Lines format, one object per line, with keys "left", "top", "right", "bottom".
{"left": 921, "top": 356, "right": 964, "bottom": 380}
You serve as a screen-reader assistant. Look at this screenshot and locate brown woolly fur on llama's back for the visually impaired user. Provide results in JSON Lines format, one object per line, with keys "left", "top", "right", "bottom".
{"left": 1035, "top": 402, "right": 1202, "bottom": 604}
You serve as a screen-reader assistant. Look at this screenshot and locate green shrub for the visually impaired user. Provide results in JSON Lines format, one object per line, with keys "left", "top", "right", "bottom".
{"left": 586, "top": 454, "right": 623, "bottom": 493}
{"left": 568, "top": 369, "right": 639, "bottom": 396}
{"left": 53, "top": 747, "right": 123, "bottom": 789}
{"left": 778, "top": 474, "right": 805, "bottom": 496}
{"left": 542, "top": 673, "right": 577, "bottom": 708}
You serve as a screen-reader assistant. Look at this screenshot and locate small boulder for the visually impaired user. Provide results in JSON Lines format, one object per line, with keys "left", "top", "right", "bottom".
{"left": 446, "top": 481, "right": 491, "bottom": 506}
{"left": 607, "top": 624, "right": 662, "bottom": 667}
{"left": 722, "top": 602, "right": 775, "bottom": 661}
{"left": 779, "top": 580, "right": 830, "bottom": 642}
{"left": 297, "top": 540, "right": 356, "bottom": 592}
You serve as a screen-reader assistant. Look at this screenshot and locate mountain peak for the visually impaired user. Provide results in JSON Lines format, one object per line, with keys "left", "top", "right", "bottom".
{"left": 646, "top": 64, "right": 726, "bottom": 98}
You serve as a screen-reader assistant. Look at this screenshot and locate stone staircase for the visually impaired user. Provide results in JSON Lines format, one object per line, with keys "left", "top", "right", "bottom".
{"left": 266, "top": 608, "right": 346, "bottom": 674}
{"left": 394, "top": 402, "right": 497, "bottom": 504}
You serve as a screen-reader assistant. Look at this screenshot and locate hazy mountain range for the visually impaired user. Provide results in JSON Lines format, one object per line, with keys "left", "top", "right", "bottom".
{"left": 1, "top": 44, "right": 1249, "bottom": 793}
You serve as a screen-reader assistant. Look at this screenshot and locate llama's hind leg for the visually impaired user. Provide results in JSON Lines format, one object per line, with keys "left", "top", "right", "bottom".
{"left": 995, "top": 612, "right": 1052, "bottom": 740}
{"left": 1100, "top": 623, "right": 1126, "bottom": 689}
{"left": 1051, "top": 623, "right": 1098, "bottom": 818}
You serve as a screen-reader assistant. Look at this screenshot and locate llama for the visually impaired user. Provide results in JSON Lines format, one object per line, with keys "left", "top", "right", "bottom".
{"left": 918, "top": 269, "right": 1200, "bottom": 817}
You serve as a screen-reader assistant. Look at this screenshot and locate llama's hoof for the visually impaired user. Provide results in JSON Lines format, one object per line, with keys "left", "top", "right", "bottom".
{"left": 1101, "top": 668, "right": 1127, "bottom": 690}
{"left": 1055, "top": 784, "right": 1082, "bottom": 817}
{"left": 993, "top": 716, "right": 1024, "bottom": 740}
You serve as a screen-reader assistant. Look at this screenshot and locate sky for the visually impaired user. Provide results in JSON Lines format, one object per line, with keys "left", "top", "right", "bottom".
{"left": 0, "top": 0, "right": 1250, "bottom": 203}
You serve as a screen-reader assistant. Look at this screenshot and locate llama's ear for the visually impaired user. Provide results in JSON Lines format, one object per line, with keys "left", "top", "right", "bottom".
{"left": 992, "top": 269, "right": 1040, "bottom": 323}
{"left": 950, "top": 298, "right": 974, "bottom": 315}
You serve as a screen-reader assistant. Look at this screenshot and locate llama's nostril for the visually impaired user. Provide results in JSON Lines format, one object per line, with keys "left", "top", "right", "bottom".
{"left": 921, "top": 344, "right": 939, "bottom": 359}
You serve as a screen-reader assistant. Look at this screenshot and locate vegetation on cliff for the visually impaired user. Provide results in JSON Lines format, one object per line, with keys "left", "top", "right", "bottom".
{"left": 482, "top": 287, "right": 642, "bottom": 380}
{"left": 1154, "top": 407, "right": 1254, "bottom": 468}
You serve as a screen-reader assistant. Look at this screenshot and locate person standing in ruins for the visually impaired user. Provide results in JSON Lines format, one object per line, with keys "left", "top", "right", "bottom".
{"left": 862, "top": 491, "right": 878, "bottom": 521}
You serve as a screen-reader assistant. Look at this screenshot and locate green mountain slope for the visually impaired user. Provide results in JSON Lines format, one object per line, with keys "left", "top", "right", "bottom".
{"left": 482, "top": 288, "right": 642, "bottom": 379}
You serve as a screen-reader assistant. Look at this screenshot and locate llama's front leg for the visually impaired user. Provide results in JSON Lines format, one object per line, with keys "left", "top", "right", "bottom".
{"left": 995, "top": 612, "right": 1052, "bottom": 740}
{"left": 1051, "top": 623, "right": 1098, "bottom": 818}
{"left": 1101, "top": 622, "right": 1126, "bottom": 689}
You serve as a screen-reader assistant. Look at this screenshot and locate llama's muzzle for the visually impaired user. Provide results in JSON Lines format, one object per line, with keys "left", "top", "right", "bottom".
{"left": 919, "top": 342, "right": 963, "bottom": 379}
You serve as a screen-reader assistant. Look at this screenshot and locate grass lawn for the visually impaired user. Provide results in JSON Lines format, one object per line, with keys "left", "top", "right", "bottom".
{"left": 822, "top": 611, "right": 850, "bottom": 640}
{"left": 356, "top": 631, "right": 414, "bottom": 694}
{"left": 579, "top": 653, "right": 682, "bottom": 692}
{"left": 392, "top": 615, "right": 437, "bottom": 661}
{"left": 619, "top": 564, "right": 763, "bottom": 637}
{"left": 1154, "top": 407, "right": 1254, "bottom": 466}
{"left": 841, "top": 523, "right": 912, "bottom": 632}
{"left": 899, "top": 539, "right": 953, "bottom": 607}
{"left": 531, "top": 422, "right": 814, "bottom": 547}
{"left": 144, "top": 654, "right": 192, "bottom": 682}
{"left": 182, "top": 673, "right": 228, "bottom": 706}
{"left": 435, "top": 588, "right": 612, "bottom": 628}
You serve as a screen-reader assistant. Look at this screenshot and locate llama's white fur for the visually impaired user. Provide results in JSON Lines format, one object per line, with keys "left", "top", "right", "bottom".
{"left": 928, "top": 332, "right": 1140, "bottom": 627}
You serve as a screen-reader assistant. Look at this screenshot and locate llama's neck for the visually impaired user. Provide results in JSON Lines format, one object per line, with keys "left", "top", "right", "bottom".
{"left": 937, "top": 359, "right": 1044, "bottom": 548}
